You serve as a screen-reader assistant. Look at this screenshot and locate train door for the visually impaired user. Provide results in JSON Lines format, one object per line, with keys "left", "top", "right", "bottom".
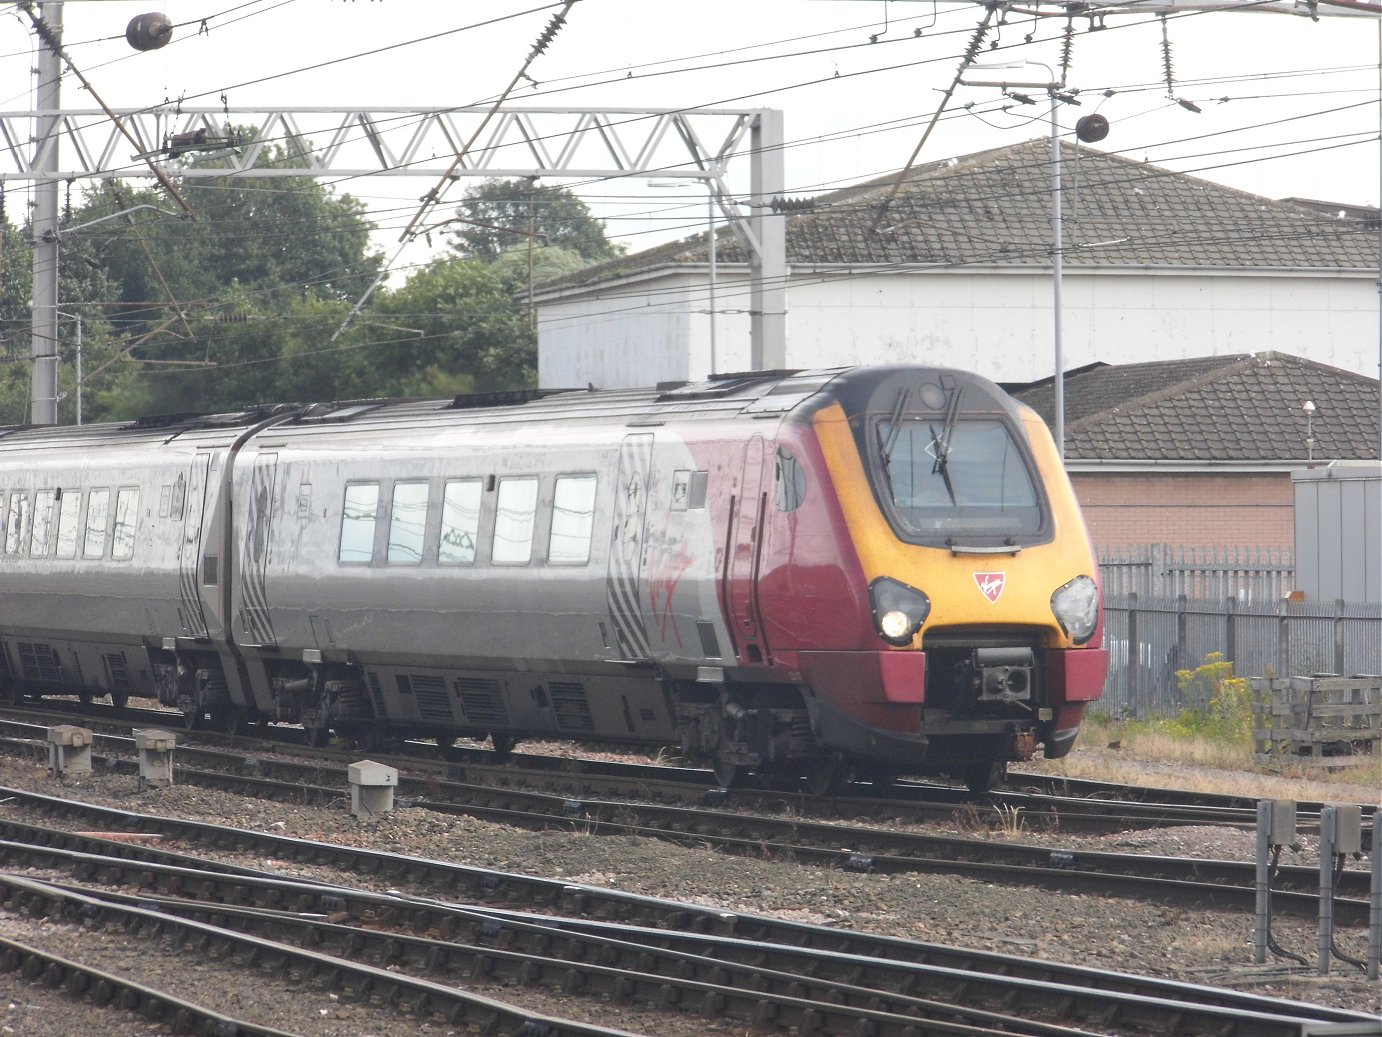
{"left": 605, "top": 433, "right": 653, "bottom": 661}
{"left": 178, "top": 454, "right": 211, "bottom": 640}
{"left": 237, "top": 452, "right": 278, "bottom": 647}
{"left": 723, "top": 435, "right": 770, "bottom": 665}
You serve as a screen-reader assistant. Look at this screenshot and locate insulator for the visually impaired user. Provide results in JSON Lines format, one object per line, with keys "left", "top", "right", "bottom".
{"left": 771, "top": 196, "right": 816, "bottom": 214}
{"left": 1159, "top": 15, "right": 1175, "bottom": 96}
{"left": 527, "top": 12, "right": 567, "bottom": 61}
{"left": 127, "top": 13, "right": 174, "bottom": 52}
{"left": 1059, "top": 20, "right": 1075, "bottom": 80}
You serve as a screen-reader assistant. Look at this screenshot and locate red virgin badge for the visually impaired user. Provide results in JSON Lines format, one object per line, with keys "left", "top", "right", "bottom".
{"left": 974, "top": 572, "right": 1005, "bottom": 604}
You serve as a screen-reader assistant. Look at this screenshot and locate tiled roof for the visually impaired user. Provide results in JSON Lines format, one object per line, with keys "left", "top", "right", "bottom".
{"left": 1011, "top": 352, "right": 1380, "bottom": 462}
{"left": 540, "top": 141, "right": 1377, "bottom": 291}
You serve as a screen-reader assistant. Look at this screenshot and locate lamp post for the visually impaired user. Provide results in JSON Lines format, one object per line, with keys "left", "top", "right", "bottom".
{"left": 962, "top": 61, "right": 1067, "bottom": 458}
{"left": 1302, "top": 399, "right": 1316, "bottom": 464}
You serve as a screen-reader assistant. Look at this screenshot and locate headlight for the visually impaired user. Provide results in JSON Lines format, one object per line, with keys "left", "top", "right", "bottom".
{"left": 1051, "top": 575, "right": 1099, "bottom": 644}
{"left": 870, "top": 577, "right": 931, "bottom": 647}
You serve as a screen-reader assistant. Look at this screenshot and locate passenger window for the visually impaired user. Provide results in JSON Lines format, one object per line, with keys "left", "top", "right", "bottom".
{"left": 439, "top": 479, "right": 482, "bottom": 565}
{"left": 387, "top": 481, "right": 429, "bottom": 564}
{"left": 492, "top": 477, "right": 538, "bottom": 565}
{"left": 112, "top": 488, "right": 139, "bottom": 560}
{"left": 338, "top": 483, "right": 379, "bottom": 563}
{"left": 30, "top": 490, "right": 55, "bottom": 558}
{"left": 55, "top": 491, "right": 80, "bottom": 558}
{"left": 549, "top": 474, "right": 596, "bottom": 565}
{"left": 4, "top": 492, "right": 28, "bottom": 555}
{"left": 84, "top": 488, "right": 110, "bottom": 558}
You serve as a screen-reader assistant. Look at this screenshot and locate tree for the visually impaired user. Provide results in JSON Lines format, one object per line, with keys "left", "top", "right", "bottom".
{"left": 449, "top": 179, "right": 624, "bottom": 264}
{"left": 8, "top": 138, "right": 387, "bottom": 421}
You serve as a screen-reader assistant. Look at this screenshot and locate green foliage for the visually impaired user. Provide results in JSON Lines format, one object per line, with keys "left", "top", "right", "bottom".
{"left": 1168, "top": 652, "right": 1253, "bottom": 744}
{"left": 449, "top": 179, "right": 624, "bottom": 264}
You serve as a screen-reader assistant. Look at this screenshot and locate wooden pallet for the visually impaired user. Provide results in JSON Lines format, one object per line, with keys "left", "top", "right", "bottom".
{"left": 1250, "top": 675, "right": 1381, "bottom": 767}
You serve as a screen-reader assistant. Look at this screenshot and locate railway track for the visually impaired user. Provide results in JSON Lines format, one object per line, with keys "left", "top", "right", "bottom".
{"left": 0, "top": 723, "right": 1372, "bottom": 923}
{"left": 0, "top": 794, "right": 1375, "bottom": 1037}
{"left": 2, "top": 702, "right": 1373, "bottom": 837}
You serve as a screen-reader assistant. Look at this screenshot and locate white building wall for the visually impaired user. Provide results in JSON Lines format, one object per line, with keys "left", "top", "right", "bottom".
{"left": 538, "top": 266, "right": 1378, "bottom": 388}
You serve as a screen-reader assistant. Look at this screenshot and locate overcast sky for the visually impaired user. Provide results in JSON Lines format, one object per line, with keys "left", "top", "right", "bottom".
{"left": 1, "top": 0, "right": 1377, "bottom": 271}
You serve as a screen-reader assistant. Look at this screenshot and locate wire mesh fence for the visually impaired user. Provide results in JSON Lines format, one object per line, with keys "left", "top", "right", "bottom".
{"left": 1098, "top": 593, "right": 1382, "bottom": 720}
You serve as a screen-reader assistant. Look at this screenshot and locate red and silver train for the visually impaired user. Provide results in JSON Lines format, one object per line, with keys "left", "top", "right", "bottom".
{"left": 0, "top": 365, "right": 1107, "bottom": 791}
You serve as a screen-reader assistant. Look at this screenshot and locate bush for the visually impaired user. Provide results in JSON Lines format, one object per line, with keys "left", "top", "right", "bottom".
{"left": 1169, "top": 652, "right": 1252, "bottom": 744}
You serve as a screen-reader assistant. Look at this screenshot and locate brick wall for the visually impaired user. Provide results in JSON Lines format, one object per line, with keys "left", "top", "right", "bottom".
{"left": 1069, "top": 472, "right": 1294, "bottom": 551}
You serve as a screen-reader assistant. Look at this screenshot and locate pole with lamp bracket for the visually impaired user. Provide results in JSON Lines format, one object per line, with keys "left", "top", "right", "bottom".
{"left": 959, "top": 61, "right": 1106, "bottom": 462}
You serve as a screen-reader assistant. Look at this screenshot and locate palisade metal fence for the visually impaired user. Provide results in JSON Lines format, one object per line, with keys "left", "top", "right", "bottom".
{"left": 1098, "top": 593, "right": 1382, "bottom": 719}
{"left": 1098, "top": 544, "right": 1295, "bottom": 601}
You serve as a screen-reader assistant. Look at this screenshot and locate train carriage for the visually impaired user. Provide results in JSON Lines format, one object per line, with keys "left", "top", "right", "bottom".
{"left": 0, "top": 365, "right": 1107, "bottom": 791}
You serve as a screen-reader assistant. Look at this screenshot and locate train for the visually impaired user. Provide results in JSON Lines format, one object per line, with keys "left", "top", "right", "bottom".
{"left": 0, "top": 364, "right": 1107, "bottom": 792}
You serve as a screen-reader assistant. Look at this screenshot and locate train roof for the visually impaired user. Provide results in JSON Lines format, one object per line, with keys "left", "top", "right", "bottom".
{"left": 0, "top": 365, "right": 1018, "bottom": 451}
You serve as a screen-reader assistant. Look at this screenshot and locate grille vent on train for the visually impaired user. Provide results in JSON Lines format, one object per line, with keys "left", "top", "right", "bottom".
{"left": 17, "top": 643, "right": 61, "bottom": 683}
{"left": 399, "top": 674, "right": 454, "bottom": 722}
{"left": 104, "top": 652, "right": 132, "bottom": 691}
{"left": 453, "top": 677, "right": 508, "bottom": 728}
{"left": 548, "top": 680, "right": 594, "bottom": 733}
{"left": 366, "top": 672, "right": 387, "bottom": 719}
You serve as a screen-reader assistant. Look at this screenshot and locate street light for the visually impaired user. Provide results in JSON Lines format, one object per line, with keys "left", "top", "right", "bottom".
{"left": 961, "top": 61, "right": 1074, "bottom": 460}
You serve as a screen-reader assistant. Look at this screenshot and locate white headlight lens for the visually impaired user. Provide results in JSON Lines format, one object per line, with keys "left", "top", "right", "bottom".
{"left": 1051, "top": 575, "right": 1099, "bottom": 644}
{"left": 879, "top": 610, "right": 912, "bottom": 641}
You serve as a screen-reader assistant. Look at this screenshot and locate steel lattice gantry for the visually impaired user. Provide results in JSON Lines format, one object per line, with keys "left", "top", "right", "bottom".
{"left": 9, "top": 103, "right": 786, "bottom": 422}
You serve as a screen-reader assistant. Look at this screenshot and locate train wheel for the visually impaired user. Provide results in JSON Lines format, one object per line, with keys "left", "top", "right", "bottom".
{"left": 490, "top": 734, "right": 516, "bottom": 761}
{"left": 355, "top": 724, "right": 386, "bottom": 753}
{"left": 303, "top": 724, "right": 331, "bottom": 748}
{"left": 110, "top": 692, "right": 129, "bottom": 710}
{"left": 962, "top": 762, "right": 1005, "bottom": 795}
{"left": 219, "top": 707, "right": 248, "bottom": 736}
{"left": 78, "top": 691, "right": 93, "bottom": 706}
{"left": 181, "top": 709, "right": 204, "bottom": 732}
{"left": 802, "top": 758, "right": 851, "bottom": 797}
{"left": 711, "top": 754, "right": 742, "bottom": 788}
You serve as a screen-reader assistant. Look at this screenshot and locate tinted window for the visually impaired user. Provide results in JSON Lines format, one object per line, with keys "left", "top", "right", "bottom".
{"left": 549, "top": 474, "right": 596, "bottom": 565}
{"left": 4, "top": 492, "right": 27, "bottom": 555}
{"left": 439, "top": 479, "right": 482, "bottom": 565}
{"left": 112, "top": 488, "right": 139, "bottom": 560}
{"left": 878, "top": 419, "right": 1041, "bottom": 536}
{"left": 55, "top": 491, "right": 80, "bottom": 558}
{"left": 387, "top": 481, "right": 429, "bottom": 564}
{"left": 492, "top": 477, "right": 538, "bottom": 565}
{"left": 338, "top": 483, "right": 379, "bottom": 563}
{"left": 84, "top": 489, "right": 110, "bottom": 558}
{"left": 30, "top": 490, "right": 55, "bottom": 558}
{"left": 775, "top": 447, "right": 807, "bottom": 512}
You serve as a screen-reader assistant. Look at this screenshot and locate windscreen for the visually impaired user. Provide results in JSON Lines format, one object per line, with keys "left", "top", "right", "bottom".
{"left": 877, "top": 417, "right": 1042, "bottom": 537}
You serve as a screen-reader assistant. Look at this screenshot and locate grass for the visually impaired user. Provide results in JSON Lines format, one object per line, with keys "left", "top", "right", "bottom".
{"left": 1026, "top": 711, "right": 1381, "bottom": 805}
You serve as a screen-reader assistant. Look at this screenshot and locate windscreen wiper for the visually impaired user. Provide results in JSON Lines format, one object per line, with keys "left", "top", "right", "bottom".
{"left": 878, "top": 387, "right": 912, "bottom": 490}
{"left": 929, "top": 385, "right": 962, "bottom": 504}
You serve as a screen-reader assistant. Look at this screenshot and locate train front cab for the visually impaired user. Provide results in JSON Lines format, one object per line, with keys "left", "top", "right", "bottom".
{"left": 804, "top": 368, "right": 1108, "bottom": 790}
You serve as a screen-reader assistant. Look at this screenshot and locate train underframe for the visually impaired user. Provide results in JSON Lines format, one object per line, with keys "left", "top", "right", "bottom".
{"left": 5, "top": 636, "right": 1078, "bottom": 797}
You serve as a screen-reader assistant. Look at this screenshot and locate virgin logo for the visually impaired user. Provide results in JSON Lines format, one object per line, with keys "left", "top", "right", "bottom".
{"left": 974, "top": 572, "right": 1006, "bottom": 604}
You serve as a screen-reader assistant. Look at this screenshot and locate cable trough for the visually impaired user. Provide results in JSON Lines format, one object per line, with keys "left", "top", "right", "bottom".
{"left": 0, "top": 810, "right": 1373, "bottom": 1037}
